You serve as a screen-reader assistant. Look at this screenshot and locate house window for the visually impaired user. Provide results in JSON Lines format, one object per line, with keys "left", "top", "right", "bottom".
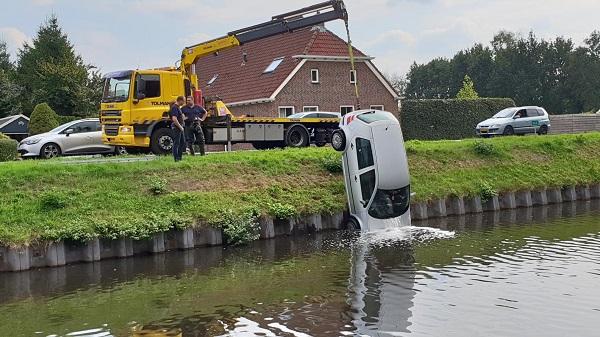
{"left": 370, "top": 105, "right": 384, "bottom": 111}
{"left": 311, "top": 69, "right": 319, "bottom": 83}
{"left": 340, "top": 105, "right": 354, "bottom": 115}
{"left": 350, "top": 70, "right": 357, "bottom": 84}
{"left": 278, "top": 106, "right": 295, "bottom": 118}
{"left": 207, "top": 74, "right": 218, "bottom": 85}
{"left": 264, "top": 57, "right": 284, "bottom": 73}
{"left": 303, "top": 106, "right": 319, "bottom": 112}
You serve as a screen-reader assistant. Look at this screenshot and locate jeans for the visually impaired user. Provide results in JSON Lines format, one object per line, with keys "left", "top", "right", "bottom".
{"left": 185, "top": 122, "right": 205, "bottom": 156}
{"left": 172, "top": 127, "right": 186, "bottom": 161}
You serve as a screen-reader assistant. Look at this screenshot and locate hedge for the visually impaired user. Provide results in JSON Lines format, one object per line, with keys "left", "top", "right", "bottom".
{"left": 0, "top": 138, "right": 17, "bottom": 162}
{"left": 400, "top": 98, "right": 516, "bottom": 140}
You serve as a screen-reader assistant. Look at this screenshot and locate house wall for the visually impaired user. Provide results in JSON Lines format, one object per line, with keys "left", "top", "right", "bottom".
{"left": 228, "top": 60, "right": 398, "bottom": 117}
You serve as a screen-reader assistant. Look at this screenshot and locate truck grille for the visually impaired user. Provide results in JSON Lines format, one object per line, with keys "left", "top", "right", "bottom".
{"left": 104, "top": 125, "right": 119, "bottom": 136}
{"left": 101, "top": 110, "right": 122, "bottom": 117}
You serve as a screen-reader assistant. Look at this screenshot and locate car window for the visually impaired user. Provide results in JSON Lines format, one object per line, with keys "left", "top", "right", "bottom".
{"left": 514, "top": 109, "right": 527, "bottom": 118}
{"left": 303, "top": 113, "right": 318, "bottom": 118}
{"left": 68, "top": 121, "right": 98, "bottom": 133}
{"left": 356, "top": 138, "right": 374, "bottom": 170}
{"left": 357, "top": 110, "right": 395, "bottom": 124}
{"left": 527, "top": 109, "right": 540, "bottom": 117}
{"left": 318, "top": 113, "right": 339, "bottom": 118}
{"left": 368, "top": 185, "right": 411, "bottom": 219}
{"left": 359, "top": 169, "right": 376, "bottom": 206}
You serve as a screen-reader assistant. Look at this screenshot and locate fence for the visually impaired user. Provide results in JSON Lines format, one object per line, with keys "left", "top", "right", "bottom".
{"left": 550, "top": 114, "right": 600, "bottom": 134}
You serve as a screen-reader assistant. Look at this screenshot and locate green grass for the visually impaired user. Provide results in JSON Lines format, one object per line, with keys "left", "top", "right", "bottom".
{"left": 1, "top": 133, "right": 599, "bottom": 246}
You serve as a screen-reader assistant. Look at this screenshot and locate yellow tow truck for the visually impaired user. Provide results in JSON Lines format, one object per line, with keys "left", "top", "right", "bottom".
{"left": 100, "top": 0, "right": 353, "bottom": 154}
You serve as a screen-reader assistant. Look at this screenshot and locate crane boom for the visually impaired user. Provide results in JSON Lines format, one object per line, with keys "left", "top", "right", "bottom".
{"left": 181, "top": 0, "right": 348, "bottom": 90}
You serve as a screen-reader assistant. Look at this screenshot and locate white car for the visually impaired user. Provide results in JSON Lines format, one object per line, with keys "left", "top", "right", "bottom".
{"left": 331, "top": 110, "right": 411, "bottom": 231}
{"left": 18, "top": 118, "right": 126, "bottom": 159}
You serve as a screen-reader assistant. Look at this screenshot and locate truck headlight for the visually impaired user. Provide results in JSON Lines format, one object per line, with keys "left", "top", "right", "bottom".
{"left": 120, "top": 126, "right": 132, "bottom": 133}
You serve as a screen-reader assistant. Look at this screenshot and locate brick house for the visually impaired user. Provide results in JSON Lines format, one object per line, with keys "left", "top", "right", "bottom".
{"left": 195, "top": 26, "right": 399, "bottom": 117}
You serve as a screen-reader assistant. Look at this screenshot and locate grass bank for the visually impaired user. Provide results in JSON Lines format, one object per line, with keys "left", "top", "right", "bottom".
{"left": 1, "top": 133, "right": 599, "bottom": 246}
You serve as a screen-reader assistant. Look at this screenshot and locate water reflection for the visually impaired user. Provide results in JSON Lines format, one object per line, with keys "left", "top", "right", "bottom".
{"left": 1, "top": 200, "right": 599, "bottom": 336}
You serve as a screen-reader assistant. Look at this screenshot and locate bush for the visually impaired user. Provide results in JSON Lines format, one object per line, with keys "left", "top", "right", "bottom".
{"left": 400, "top": 98, "right": 515, "bottom": 140}
{"left": 0, "top": 132, "right": 10, "bottom": 140}
{"left": 148, "top": 176, "right": 167, "bottom": 195}
{"left": 268, "top": 202, "right": 297, "bottom": 219}
{"left": 218, "top": 209, "right": 260, "bottom": 246}
{"left": 320, "top": 153, "right": 343, "bottom": 173}
{"left": 473, "top": 140, "right": 498, "bottom": 156}
{"left": 477, "top": 181, "right": 498, "bottom": 202}
{"left": 57, "top": 115, "right": 79, "bottom": 125}
{"left": 0, "top": 139, "right": 17, "bottom": 162}
{"left": 29, "top": 103, "right": 59, "bottom": 135}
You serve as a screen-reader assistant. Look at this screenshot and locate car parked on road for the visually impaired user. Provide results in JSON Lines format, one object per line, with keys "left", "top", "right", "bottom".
{"left": 331, "top": 109, "right": 411, "bottom": 231}
{"left": 18, "top": 118, "right": 127, "bottom": 159}
{"left": 476, "top": 106, "right": 551, "bottom": 137}
{"left": 287, "top": 111, "right": 341, "bottom": 119}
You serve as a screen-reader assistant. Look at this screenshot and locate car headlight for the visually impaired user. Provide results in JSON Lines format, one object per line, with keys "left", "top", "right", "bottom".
{"left": 24, "top": 138, "right": 41, "bottom": 145}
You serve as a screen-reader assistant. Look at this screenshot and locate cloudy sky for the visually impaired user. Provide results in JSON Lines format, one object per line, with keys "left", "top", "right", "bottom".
{"left": 1, "top": 0, "right": 599, "bottom": 76}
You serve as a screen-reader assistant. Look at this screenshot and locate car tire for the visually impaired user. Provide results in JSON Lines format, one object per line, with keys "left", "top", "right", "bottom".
{"left": 347, "top": 216, "right": 361, "bottom": 231}
{"left": 150, "top": 128, "right": 174, "bottom": 155}
{"left": 115, "top": 146, "right": 128, "bottom": 156}
{"left": 40, "top": 143, "right": 61, "bottom": 159}
{"left": 331, "top": 130, "right": 346, "bottom": 151}
{"left": 503, "top": 126, "right": 514, "bottom": 136}
{"left": 538, "top": 125, "right": 548, "bottom": 135}
{"left": 285, "top": 125, "right": 309, "bottom": 148}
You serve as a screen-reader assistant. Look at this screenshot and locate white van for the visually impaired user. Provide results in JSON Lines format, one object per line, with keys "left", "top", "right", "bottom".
{"left": 331, "top": 110, "right": 411, "bottom": 231}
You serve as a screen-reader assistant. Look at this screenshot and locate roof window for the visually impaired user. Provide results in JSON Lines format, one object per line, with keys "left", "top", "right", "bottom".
{"left": 264, "top": 57, "right": 284, "bottom": 73}
{"left": 207, "top": 74, "right": 219, "bottom": 85}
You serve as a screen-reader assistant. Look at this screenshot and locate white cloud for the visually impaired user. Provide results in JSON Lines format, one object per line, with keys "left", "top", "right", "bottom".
{"left": 177, "top": 32, "right": 211, "bottom": 47}
{"left": 0, "top": 27, "right": 31, "bottom": 59}
{"left": 367, "top": 29, "right": 416, "bottom": 48}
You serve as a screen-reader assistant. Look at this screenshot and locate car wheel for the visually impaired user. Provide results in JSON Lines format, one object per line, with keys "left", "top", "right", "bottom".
{"left": 115, "top": 146, "right": 128, "bottom": 155}
{"left": 331, "top": 129, "right": 346, "bottom": 151}
{"left": 503, "top": 125, "right": 514, "bottom": 136}
{"left": 40, "top": 143, "right": 61, "bottom": 159}
{"left": 285, "top": 125, "right": 309, "bottom": 148}
{"left": 150, "top": 128, "right": 174, "bottom": 155}
{"left": 538, "top": 125, "right": 548, "bottom": 135}
{"left": 347, "top": 216, "right": 361, "bottom": 231}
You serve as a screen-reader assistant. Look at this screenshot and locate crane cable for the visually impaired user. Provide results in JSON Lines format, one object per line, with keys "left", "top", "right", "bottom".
{"left": 345, "top": 19, "right": 360, "bottom": 110}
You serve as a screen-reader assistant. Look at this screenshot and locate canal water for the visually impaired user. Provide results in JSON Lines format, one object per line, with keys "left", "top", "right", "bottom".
{"left": 1, "top": 200, "right": 599, "bottom": 337}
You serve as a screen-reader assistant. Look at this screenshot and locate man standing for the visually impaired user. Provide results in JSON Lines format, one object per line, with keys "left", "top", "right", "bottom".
{"left": 181, "top": 96, "right": 207, "bottom": 156}
{"left": 169, "top": 96, "right": 186, "bottom": 162}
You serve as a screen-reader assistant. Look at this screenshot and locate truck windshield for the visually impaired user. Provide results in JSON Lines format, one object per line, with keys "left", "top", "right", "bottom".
{"left": 368, "top": 185, "right": 411, "bottom": 219}
{"left": 103, "top": 76, "right": 131, "bottom": 102}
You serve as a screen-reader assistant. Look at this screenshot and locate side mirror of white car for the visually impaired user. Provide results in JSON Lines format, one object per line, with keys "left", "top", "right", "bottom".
{"left": 65, "top": 129, "right": 74, "bottom": 136}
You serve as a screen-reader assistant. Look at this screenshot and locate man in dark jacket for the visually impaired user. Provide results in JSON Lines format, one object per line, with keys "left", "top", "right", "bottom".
{"left": 181, "top": 96, "right": 207, "bottom": 156}
{"left": 169, "top": 96, "right": 186, "bottom": 162}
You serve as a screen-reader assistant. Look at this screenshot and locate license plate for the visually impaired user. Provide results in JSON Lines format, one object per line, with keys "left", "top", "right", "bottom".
{"left": 480, "top": 128, "right": 489, "bottom": 133}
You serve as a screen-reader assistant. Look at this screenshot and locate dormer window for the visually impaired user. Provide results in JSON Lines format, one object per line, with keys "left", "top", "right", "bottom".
{"left": 207, "top": 74, "right": 219, "bottom": 85}
{"left": 264, "top": 57, "right": 284, "bottom": 73}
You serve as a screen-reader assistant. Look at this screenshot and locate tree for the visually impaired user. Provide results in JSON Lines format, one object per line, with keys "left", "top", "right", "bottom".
{"left": 16, "top": 16, "right": 100, "bottom": 116}
{"left": 384, "top": 72, "right": 408, "bottom": 97}
{"left": 28, "top": 103, "right": 59, "bottom": 135}
{"left": 0, "top": 40, "right": 22, "bottom": 118}
{"left": 0, "top": 41, "right": 13, "bottom": 73}
{"left": 456, "top": 75, "right": 479, "bottom": 99}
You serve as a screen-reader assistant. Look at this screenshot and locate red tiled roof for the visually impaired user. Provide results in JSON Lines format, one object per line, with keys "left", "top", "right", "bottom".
{"left": 195, "top": 27, "right": 366, "bottom": 104}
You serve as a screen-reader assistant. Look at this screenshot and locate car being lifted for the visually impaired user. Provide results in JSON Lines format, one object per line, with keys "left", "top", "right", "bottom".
{"left": 331, "top": 109, "right": 411, "bottom": 231}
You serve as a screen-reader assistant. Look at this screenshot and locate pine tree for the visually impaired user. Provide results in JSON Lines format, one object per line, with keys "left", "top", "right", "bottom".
{"left": 28, "top": 103, "right": 59, "bottom": 135}
{"left": 16, "top": 16, "right": 99, "bottom": 116}
{"left": 456, "top": 75, "right": 479, "bottom": 100}
{"left": 0, "top": 40, "right": 22, "bottom": 118}
{"left": 0, "top": 41, "right": 13, "bottom": 73}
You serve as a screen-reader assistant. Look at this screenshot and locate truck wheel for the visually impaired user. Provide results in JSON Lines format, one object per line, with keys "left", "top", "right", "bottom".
{"left": 285, "top": 125, "right": 309, "bottom": 148}
{"left": 114, "top": 146, "right": 128, "bottom": 156}
{"left": 252, "top": 141, "right": 285, "bottom": 150}
{"left": 150, "top": 128, "right": 174, "bottom": 155}
{"left": 331, "top": 130, "right": 346, "bottom": 151}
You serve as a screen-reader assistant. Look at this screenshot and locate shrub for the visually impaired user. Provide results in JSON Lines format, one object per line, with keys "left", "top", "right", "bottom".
{"left": 400, "top": 98, "right": 515, "bottom": 140}
{"left": 320, "top": 153, "right": 343, "bottom": 173}
{"left": 148, "top": 176, "right": 167, "bottom": 195}
{"left": 57, "top": 115, "right": 79, "bottom": 125}
{"left": 29, "top": 103, "right": 59, "bottom": 135}
{"left": 0, "top": 139, "right": 17, "bottom": 162}
{"left": 268, "top": 202, "right": 297, "bottom": 219}
{"left": 218, "top": 209, "right": 260, "bottom": 246}
{"left": 473, "top": 140, "right": 498, "bottom": 156}
{"left": 477, "top": 181, "right": 498, "bottom": 202}
{"left": 40, "top": 190, "right": 74, "bottom": 211}
{"left": 0, "top": 132, "right": 10, "bottom": 140}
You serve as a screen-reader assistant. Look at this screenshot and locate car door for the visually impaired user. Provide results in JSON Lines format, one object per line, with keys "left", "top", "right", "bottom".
{"left": 60, "top": 122, "right": 93, "bottom": 154}
{"left": 511, "top": 108, "right": 529, "bottom": 133}
{"left": 85, "top": 120, "right": 113, "bottom": 154}
{"left": 526, "top": 108, "right": 541, "bottom": 133}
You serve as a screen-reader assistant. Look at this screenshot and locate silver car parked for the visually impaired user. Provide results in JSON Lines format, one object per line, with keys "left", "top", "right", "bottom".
{"left": 476, "top": 106, "right": 551, "bottom": 137}
{"left": 18, "top": 118, "right": 126, "bottom": 159}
